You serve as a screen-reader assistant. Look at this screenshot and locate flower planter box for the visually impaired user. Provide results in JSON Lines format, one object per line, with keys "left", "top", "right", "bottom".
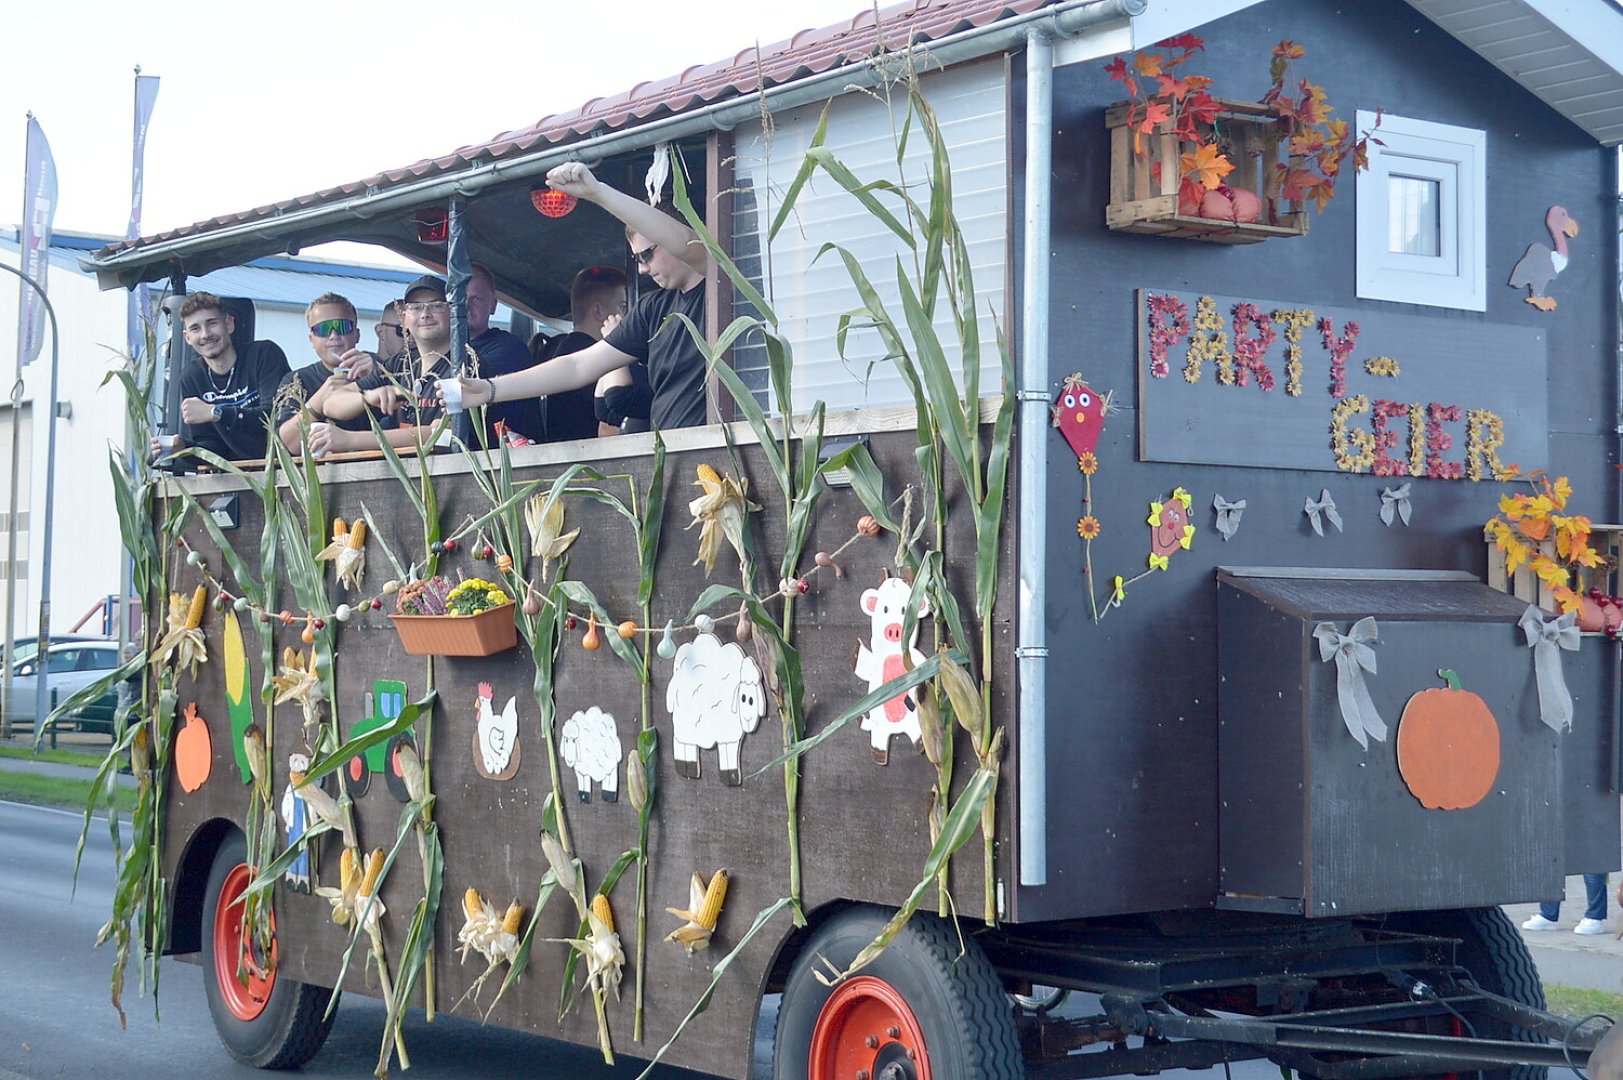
{"left": 389, "top": 603, "right": 518, "bottom": 657}
{"left": 1104, "top": 99, "right": 1309, "bottom": 244}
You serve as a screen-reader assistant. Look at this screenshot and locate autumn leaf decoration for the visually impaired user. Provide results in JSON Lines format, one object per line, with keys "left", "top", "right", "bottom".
{"left": 1105, "top": 35, "right": 1380, "bottom": 215}
{"left": 1484, "top": 470, "right": 1607, "bottom": 614}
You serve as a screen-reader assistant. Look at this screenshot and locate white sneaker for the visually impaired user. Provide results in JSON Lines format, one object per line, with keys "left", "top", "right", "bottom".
{"left": 1575, "top": 918, "right": 1609, "bottom": 935}
{"left": 1522, "top": 914, "right": 1561, "bottom": 930}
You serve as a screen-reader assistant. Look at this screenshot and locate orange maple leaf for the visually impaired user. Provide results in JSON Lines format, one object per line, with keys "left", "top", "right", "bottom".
{"left": 1136, "top": 101, "right": 1171, "bottom": 134}
{"left": 1133, "top": 51, "right": 1165, "bottom": 78}
{"left": 1181, "top": 143, "right": 1234, "bottom": 189}
{"left": 1273, "top": 40, "right": 1306, "bottom": 61}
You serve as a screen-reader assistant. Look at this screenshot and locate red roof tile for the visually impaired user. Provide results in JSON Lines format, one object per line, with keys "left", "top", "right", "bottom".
{"left": 95, "top": 0, "right": 1054, "bottom": 261}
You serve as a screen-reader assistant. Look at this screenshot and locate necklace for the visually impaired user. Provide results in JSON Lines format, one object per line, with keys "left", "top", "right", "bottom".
{"left": 205, "top": 363, "right": 237, "bottom": 397}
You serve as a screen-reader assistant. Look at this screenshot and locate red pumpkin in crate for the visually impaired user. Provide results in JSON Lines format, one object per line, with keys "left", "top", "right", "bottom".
{"left": 1395, "top": 669, "right": 1500, "bottom": 811}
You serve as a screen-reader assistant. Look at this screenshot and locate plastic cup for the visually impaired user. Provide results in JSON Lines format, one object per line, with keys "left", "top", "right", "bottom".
{"left": 437, "top": 378, "right": 465, "bottom": 414}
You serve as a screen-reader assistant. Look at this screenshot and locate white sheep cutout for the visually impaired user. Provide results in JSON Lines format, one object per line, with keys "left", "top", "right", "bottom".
{"left": 560, "top": 706, "right": 623, "bottom": 803}
{"left": 666, "top": 631, "right": 766, "bottom": 786}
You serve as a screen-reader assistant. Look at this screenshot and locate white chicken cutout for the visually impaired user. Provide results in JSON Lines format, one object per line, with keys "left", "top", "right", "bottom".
{"left": 472, "top": 682, "right": 521, "bottom": 781}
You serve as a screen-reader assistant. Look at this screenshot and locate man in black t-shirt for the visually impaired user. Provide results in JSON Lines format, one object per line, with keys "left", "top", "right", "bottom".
{"left": 537, "top": 265, "right": 638, "bottom": 442}
{"left": 275, "top": 292, "right": 381, "bottom": 452}
{"left": 457, "top": 161, "right": 710, "bottom": 431}
{"left": 151, "top": 291, "right": 290, "bottom": 464}
{"left": 467, "top": 263, "right": 544, "bottom": 445}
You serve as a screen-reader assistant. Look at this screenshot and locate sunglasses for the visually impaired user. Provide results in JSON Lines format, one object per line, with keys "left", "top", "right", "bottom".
{"left": 632, "top": 245, "right": 657, "bottom": 265}
{"left": 378, "top": 323, "right": 403, "bottom": 335}
{"left": 309, "top": 318, "right": 358, "bottom": 337}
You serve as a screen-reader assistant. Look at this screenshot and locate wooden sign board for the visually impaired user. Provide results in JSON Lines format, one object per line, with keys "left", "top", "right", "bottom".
{"left": 1136, "top": 289, "right": 1548, "bottom": 478}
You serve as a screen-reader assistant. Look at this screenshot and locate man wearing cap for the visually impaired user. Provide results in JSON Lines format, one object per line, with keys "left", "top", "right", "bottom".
{"left": 315, "top": 275, "right": 455, "bottom": 455}
{"left": 275, "top": 292, "right": 380, "bottom": 452}
{"left": 151, "top": 291, "right": 290, "bottom": 464}
{"left": 455, "top": 161, "right": 709, "bottom": 431}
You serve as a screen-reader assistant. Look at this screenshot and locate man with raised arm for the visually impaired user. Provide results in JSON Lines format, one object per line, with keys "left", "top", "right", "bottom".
{"left": 455, "top": 161, "right": 710, "bottom": 430}
{"left": 152, "top": 292, "right": 290, "bottom": 464}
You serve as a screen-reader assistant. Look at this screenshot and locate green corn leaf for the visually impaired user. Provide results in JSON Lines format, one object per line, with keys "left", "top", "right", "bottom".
{"left": 637, "top": 435, "right": 666, "bottom": 610}
{"left": 818, "top": 442, "right": 897, "bottom": 534}
{"left": 807, "top": 146, "right": 913, "bottom": 244}
{"left": 303, "top": 691, "right": 438, "bottom": 788}
{"left": 768, "top": 104, "right": 831, "bottom": 243}
{"left": 173, "top": 487, "right": 265, "bottom": 610}
{"left": 671, "top": 158, "right": 775, "bottom": 325}
{"left": 358, "top": 500, "right": 407, "bottom": 581}
{"left": 823, "top": 766, "right": 996, "bottom": 983}
{"left": 556, "top": 580, "right": 645, "bottom": 683}
{"left": 895, "top": 261, "right": 973, "bottom": 485}
{"left": 487, "top": 868, "right": 560, "bottom": 1020}
{"left": 634, "top": 896, "right": 798, "bottom": 1079}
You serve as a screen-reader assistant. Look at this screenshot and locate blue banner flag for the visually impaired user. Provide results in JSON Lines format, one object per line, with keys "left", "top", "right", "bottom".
{"left": 16, "top": 116, "right": 57, "bottom": 367}
{"left": 127, "top": 73, "right": 160, "bottom": 356}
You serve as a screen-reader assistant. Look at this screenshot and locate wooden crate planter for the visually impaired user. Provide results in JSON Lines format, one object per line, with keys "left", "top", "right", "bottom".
{"left": 1484, "top": 525, "right": 1623, "bottom": 618}
{"left": 390, "top": 603, "right": 518, "bottom": 656}
{"left": 1105, "top": 99, "right": 1309, "bottom": 243}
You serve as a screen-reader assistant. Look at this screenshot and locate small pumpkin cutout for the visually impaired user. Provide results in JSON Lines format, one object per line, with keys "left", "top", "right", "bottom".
{"left": 175, "top": 701, "right": 213, "bottom": 793}
{"left": 1395, "top": 669, "right": 1500, "bottom": 811}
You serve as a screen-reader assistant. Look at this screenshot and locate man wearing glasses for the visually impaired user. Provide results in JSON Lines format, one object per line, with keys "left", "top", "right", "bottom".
{"left": 455, "top": 160, "right": 709, "bottom": 431}
{"left": 315, "top": 276, "right": 456, "bottom": 455}
{"left": 275, "top": 292, "right": 381, "bottom": 451}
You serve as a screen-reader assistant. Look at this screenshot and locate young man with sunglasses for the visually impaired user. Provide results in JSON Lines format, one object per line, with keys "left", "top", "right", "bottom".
{"left": 151, "top": 291, "right": 290, "bottom": 464}
{"left": 375, "top": 301, "right": 405, "bottom": 358}
{"left": 455, "top": 160, "right": 709, "bottom": 431}
{"left": 275, "top": 292, "right": 381, "bottom": 451}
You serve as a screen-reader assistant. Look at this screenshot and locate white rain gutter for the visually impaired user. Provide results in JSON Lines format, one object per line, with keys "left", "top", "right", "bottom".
{"left": 1016, "top": 0, "right": 1145, "bottom": 892}
{"left": 84, "top": 0, "right": 1144, "bottom": 286}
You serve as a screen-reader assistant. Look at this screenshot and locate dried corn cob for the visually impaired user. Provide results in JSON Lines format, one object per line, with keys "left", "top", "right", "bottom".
{"left": 347, "top": 518, "right": 367, "bottom": 549}
{"left": 331, "top": 516, "right": 348, "bottom": 542}
{"left": 464, "top": 887, "right": 484, "bottom": 922}
{"left": 695, "top": 869, "right": 728, "bottom": 929}
{"left": 184, "top": 585, "right": 208, "bottom": 629}
{"left": 591, "top": 893, "right": 614, "bottom": 934}
{"left": 502, "top": 901, "right": 525, "bottom": 936}
{"left": 360, "top": 848, "right": 386, "bottom": 898}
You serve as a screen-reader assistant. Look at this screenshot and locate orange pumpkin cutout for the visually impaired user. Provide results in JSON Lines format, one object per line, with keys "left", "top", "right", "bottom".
{"left": 1395, "top": 669, "right": 1500, "bottom": 811}
{"left": 175, "top": 701, "right": 213, "bottom": 793}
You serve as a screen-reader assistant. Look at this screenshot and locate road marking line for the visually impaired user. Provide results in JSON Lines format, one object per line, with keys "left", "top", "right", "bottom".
{"left": 0, "top": 797, "right": 100, "bottom": 821}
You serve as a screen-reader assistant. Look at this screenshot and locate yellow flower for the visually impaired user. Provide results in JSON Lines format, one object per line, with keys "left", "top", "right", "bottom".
{"left": 1077, "top": 516, "right": 1101, "bottom": 540}
{"left": 687, "top": 465, "right": 759, "bottom": 576}
{"left": 1077, "top": 452, "right": 1098, "bottom": 476}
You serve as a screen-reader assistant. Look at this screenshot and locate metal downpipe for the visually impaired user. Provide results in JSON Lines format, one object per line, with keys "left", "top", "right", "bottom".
{"left": 1017, "top": 25, "right": 1055, "bottom": 889}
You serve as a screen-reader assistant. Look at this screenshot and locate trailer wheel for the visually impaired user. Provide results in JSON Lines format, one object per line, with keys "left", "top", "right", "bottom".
{"left": 200, "top": 832, "right": 337, "bottom": 1069}
{"left": 774, "top": 905, "right": 1022, "bottom": 1080}
{"left": 1385, "top": 907, "right": 1546, "bottom": 1080}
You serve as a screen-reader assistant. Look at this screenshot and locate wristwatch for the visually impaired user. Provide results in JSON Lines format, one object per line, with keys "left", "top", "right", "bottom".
{"left": 210, "top": 404, "right": 223, "bottom": 422}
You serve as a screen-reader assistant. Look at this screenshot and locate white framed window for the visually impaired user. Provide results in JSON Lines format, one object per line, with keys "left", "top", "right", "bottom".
{"left": 727, "top": 59, "right": 1008, "bottom": 415}
{"left": 1355, "top": 112, "right": 1485, "bottom": 311}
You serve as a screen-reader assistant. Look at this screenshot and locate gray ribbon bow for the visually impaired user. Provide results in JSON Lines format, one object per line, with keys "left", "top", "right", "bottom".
{"left": 1304, "top": 489, "right": 1343, "bottom": 537}
{"left": 1313, "top": 617, "right": 1386, "bottom": 749}
{"left": 1380, "top": 483, "right": 1412, "bottom": 527}
{"left": 1519, "top": 605, "right": 1580, "bottom": 732}
{"left": 1213, "top": 494, "right": 1246, "bottom": 541}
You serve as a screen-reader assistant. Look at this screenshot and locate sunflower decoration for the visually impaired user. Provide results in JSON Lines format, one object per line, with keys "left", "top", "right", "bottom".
{"left": 687, "top": 464, "right": 759, "bottom": 576}
{"left": 153, "top": 586, "right": 209, "bottom": 678}
{"left": 1078, "top": 452, "right": 1098, "bottom": 475}
{"left": 1077, "top": 516, "right": 1102, "bottom": 540}
{"left": 1146, "top": 487, "right": 1197, "bottom": 572}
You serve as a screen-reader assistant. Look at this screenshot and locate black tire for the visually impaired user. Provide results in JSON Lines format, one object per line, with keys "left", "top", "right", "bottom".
{"left": 774, "top": 905, "right": 1022, "bottom": 1080}
{"left": 1386, "top": 907, "right": 1547, "bottom": 1080}
{"left": 199, "top": 832, "right": 337, "bottom": 1069}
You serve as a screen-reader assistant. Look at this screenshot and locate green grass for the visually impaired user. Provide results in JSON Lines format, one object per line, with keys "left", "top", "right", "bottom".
{"left": 1544, "top": 983, "right": 1623, "bottom": 1022}
{"left": 0, "top": 770, "right": 135, "bottom": 814}
{"left": 0, "top": 744, "right": 108, "bottom": 768}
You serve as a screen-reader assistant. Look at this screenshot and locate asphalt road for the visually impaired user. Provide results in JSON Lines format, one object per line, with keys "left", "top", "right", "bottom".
{"left": 0, "top": 799, "right": 1589, "bottom": 1080}
{"left": 0, "top": 800, "right": 723, "bottom": 1080}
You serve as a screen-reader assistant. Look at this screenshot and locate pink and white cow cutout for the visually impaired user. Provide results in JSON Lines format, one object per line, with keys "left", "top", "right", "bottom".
{"left": 853, "top": 572, "right": 930, "bottom": 765}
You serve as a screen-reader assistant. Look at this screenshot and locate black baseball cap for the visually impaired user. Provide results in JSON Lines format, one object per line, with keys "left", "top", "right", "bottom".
{"left": 403, "top": 275, "right": 447, "bottom": 302}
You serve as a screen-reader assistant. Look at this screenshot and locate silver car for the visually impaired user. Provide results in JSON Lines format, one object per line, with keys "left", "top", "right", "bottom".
{"left": 2, "top": 641, "right": 120, "bottom": 729}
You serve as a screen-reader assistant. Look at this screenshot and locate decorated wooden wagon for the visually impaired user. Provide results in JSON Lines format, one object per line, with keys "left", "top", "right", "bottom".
{"left": 71, "top": 0, "right": 1623, "bottom": 1077}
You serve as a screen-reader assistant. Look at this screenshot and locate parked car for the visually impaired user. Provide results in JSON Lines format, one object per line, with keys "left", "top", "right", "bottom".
{"left": 1, "top": 641, "right": 120, "bottom": 732}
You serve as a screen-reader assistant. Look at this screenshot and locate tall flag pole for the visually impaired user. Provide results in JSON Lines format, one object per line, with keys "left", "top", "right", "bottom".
{"left": 120, "top": 68, "right": 158, "bottom": 648}
{"left": 126, "top": 69, "right": 158, "bottom": 359}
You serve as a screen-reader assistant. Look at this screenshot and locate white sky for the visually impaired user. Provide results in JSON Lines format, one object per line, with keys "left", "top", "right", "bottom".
{"left": 4, "top": 0, "right": 874, "bottom": 262}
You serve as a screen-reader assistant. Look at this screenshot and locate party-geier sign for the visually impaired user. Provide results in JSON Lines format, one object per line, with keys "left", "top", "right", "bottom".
{"left": 1136, "top": 289, "right": 1547, "bottom": 479}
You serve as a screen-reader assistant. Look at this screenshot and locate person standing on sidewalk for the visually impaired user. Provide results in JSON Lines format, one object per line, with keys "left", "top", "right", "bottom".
{"left": 1523, "top": 872, "right": 1609, "bottom": 934}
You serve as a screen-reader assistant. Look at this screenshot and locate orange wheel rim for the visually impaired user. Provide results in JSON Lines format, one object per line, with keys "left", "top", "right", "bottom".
{"left": 212, "top": 863, "right": 277, "bottom": 1021}
{"left": 808, "top": 975, "right": 931, "bottom": 1080}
